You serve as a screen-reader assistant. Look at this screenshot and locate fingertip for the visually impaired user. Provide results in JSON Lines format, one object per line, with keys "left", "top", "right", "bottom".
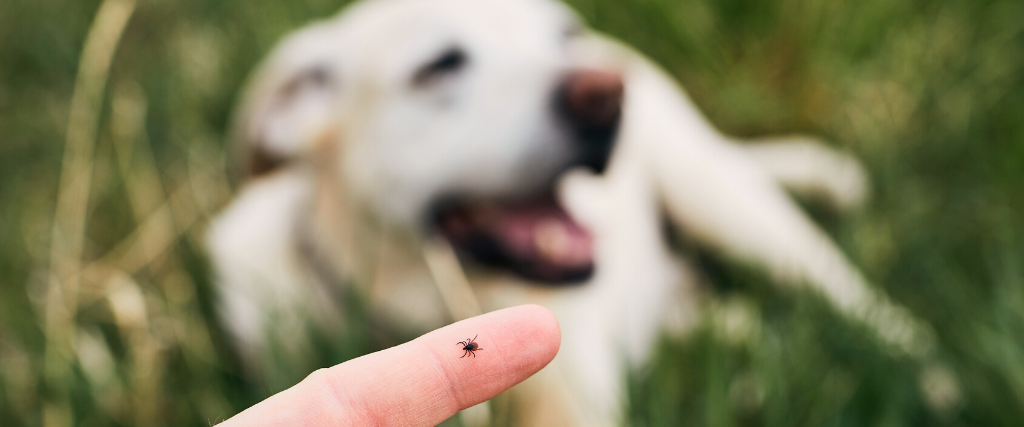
{"left": 513, "top": 304, "right": 561, "bottom": 361}
{"left": 407, "top": 304, "right": 563, "bottom": 411}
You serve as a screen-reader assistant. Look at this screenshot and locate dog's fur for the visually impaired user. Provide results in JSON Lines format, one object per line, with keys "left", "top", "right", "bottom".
{"left": 207, "top": 0, "right": 935, "bottom": 425}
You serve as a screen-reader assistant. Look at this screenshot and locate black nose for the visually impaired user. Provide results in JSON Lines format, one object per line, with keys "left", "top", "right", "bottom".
{"left": 557, "top": 70, "right": 624, "bottom": 173}
{"left": 560, "top": 70, "right": 624, "bottom": 129}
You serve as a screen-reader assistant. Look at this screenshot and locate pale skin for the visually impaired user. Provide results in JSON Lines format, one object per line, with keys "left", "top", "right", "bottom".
{"left": 218, "top": 305, "right": 561, "bottom": 426}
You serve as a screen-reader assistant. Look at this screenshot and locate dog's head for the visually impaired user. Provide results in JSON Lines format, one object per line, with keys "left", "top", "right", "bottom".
{"left": 235, "top": 0, "right": 622, "bottom": 283}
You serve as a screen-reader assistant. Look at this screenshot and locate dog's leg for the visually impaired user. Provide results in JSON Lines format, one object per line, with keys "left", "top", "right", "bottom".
{"left": 207, "top": 170, "right": 345, "bottom": 380}
{"left": 535, "top": 147, "right": 695, "bottom": 427}
{"left": 739, "top": 137, "right": 869, "bottom": 212}
{"left": 619, "top": 57, "right": 935, "bottom": 357}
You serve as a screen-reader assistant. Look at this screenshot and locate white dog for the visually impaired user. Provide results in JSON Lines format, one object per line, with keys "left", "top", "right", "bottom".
{"left": 207, "top": 0, "right": 935, "bottom": 425}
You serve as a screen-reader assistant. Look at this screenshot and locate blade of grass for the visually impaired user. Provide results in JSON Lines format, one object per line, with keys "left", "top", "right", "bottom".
{"left": 42, "top": 2, "right": 136, "bottom": 424}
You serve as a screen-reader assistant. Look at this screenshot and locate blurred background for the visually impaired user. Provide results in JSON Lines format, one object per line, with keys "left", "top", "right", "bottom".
{"left": 1, "top": 0, "right": 1022, "bottom": 425}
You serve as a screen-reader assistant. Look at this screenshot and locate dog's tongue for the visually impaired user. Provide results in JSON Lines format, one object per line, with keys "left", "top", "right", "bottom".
{"left": 492, "top": 205, "right": 593, "bottom": 269}
{"left": 435, "top": 200, "right": 595, "bottom": 283}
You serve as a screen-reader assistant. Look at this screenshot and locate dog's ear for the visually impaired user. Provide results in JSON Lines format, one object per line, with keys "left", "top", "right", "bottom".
{"left": 230, "top": 25, "right": 340, "bottom": 178}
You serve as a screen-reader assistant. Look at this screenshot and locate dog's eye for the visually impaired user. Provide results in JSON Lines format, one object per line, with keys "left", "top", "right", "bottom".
{"left": 412, "top": 47, "right": 467, "bottom": 87}
{"left": 281, "top": 65, "right": 332, "bottom": 99}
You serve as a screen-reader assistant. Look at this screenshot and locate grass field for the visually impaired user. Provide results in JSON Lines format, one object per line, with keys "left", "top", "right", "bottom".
{"left": 1, "top": 0, "right": 1022, "bottom": 425}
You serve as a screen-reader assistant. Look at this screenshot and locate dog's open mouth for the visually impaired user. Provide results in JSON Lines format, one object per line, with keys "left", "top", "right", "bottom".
{"left": 432, "top": 194, "right": 593, "bottom": 283}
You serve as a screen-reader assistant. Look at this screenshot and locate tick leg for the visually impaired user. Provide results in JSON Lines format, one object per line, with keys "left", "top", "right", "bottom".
{"left": 472, "top": 351, "right": 476, "bottom": 358}
{"left": 461, "top": 351, "right": 466, "bottom": 358}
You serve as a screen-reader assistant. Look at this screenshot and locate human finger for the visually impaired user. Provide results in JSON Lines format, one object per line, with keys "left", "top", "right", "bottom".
{"left": 219, "top": 304, "right": 561, "bottom": 426}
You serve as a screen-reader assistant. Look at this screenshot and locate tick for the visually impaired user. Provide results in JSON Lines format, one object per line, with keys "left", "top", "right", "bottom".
{"left": 458, "top": 334, "right": 483, "bottom": 358}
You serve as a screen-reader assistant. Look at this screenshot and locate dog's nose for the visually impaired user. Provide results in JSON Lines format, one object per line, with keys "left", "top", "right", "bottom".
{"left": 560, "top": 70, "right": 624, "bottom": 129}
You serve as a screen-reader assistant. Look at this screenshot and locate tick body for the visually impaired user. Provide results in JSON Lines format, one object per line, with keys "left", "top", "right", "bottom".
{"left": 458, "top": 334, "right": 483, "bottom": 358}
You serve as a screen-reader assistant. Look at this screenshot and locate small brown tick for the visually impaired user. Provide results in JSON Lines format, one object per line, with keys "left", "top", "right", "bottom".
{"left": 458, "top": 334, "right": 483, "bottom": 358}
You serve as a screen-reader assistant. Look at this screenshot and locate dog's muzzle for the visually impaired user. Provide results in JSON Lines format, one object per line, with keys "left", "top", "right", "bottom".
{"left": 432, "top": 69, "right": 625, "bottom": 284}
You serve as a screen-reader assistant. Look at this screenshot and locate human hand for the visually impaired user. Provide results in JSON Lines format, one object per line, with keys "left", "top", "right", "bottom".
{"left": 219, "top": 304, "right": 561, "bottom": 426}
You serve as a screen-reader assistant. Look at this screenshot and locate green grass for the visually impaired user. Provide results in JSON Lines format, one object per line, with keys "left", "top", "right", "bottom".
{"left": 1, "top": 0, "right": 1022, "bottom": 425}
